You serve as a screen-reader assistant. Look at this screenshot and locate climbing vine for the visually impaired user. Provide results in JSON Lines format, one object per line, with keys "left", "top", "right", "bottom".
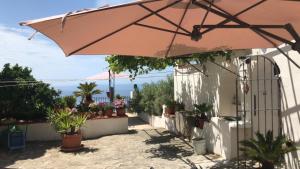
{"left": 105, "top": 51, "right": 232, "bottom": 79}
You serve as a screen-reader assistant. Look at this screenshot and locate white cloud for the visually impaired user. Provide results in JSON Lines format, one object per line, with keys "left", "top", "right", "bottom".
{"left": 0, "top": 24, "right": 109, "bottom": 86}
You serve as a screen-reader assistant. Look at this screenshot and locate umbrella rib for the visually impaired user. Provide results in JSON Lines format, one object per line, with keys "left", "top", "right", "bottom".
{"left": 165, "top": 0, "right": 191, "bottom": 58}
{"left": 138, "top": 4, "right": 191, "bottom": 34}
{"left": 200, "top": 0, "right": 266, "bottom": 35}
{"left": 134, "top": 23, "right": 190, "bottom": 36}
{"left": 199, "top": 25, "right": 286, "bottom": 29}
{"left": 68, "top": 0, "right": 182, "bottom": 56}
{"left": 198, "top": 0, "right": 294, "bottom": 45}
{"left": 198, "top": 0, "right": 214, "bottom": 32}
{"left": 255, "top": 31, "right": 300, "bottom": 69}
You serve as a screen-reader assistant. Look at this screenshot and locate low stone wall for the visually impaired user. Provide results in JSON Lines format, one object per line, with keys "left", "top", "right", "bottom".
{"left": 138, "top": 112, "right": 177, "bottom": 134}
{"left": 0, "top": 117, "right": 128, "bottom": 141}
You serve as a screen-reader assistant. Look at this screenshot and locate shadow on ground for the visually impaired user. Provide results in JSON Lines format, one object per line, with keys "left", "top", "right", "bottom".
{"left": 62, "top": 147, "right": 99, "bottom": 155}
{"left": 0, "top": 141, "right": 99, "bottom": 168}
{"left": 146, "top": 144, "right": 194, "bottom": 160}
{"left": 128, "top": 116, "right": 148, "bottom": 127}
{"left": 0, "top": 141, "right": 60, "bottom": 168}
{"left": 143, "top": 129, "right": 194, "bottom": 161}
{"left": 210, "top": 159, "right": 257, "bottom": 169}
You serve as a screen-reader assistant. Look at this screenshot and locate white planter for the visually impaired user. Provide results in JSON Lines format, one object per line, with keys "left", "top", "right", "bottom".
{"left": 192, "top": 138, "right": 206, "bottom": 155}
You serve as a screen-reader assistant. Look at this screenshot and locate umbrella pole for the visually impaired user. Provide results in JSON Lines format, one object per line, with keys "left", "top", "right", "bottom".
{"left": 108, "top": 69, "right": 113, "bottom": 103}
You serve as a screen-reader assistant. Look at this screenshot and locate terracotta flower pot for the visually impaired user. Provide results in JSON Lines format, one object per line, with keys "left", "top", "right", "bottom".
{"left": 197, "top": 119, "right": 206, "bottom": 129}
{"left": 165, "top": 107, "right": 175, "bottom": 115}
{"left": 116, "top": 108, "right": 126, "bottom": 116}
{"left": 105, "top": 109, "right": 113, "bottom": 117}
{"left": 62, "top": 132, "right": 82, "bottom": 149}
{"left": 261, "top": 161, "right": 274, "bottom": 169}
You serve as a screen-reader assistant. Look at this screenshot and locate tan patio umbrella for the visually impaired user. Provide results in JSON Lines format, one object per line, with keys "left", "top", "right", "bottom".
{"left": 20, "top": 0, "right": 300, "bottom": 59}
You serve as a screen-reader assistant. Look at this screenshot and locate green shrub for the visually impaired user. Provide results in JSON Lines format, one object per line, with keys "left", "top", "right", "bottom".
{"left": 0, "top": 64, "right": 59, "bottom": 120}
{"left": 63, "top": 96, "right": 77, "bottom": 108}
{"left": 139, "top": 76, "right": 174, "bottom": 116}
{"left": 48, "top": 110, "right": 87, "bottom": 134}
{"left": 54, "top": 97, "right": 67, "bottom": 110}
{"left": 103, "top": 104, "right": 114, "bottom": 111}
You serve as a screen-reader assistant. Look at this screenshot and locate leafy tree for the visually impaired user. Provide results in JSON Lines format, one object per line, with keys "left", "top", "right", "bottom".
{"left": 139, "top": 76, "right": 174, "bottom": 115}
{"left": 74, "top": 82, "right": 102, "bottom": 106}
{"left": 0, "top": 64, "right": 59, "bottom": 120}
{"left": 105, "top": 51, "right": 231, "bottom": 78}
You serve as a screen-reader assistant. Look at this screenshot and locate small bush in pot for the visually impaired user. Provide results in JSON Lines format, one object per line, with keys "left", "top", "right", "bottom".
{"left": 114, "top": 95, "right": 126, "bottom": 116}
{"left": 88, "top": 102, "right": 101, "bottom": 118}
{"left": 48, "top": 109, "right": 87, "bottom": 151}
{"left": 89, "top": 103, "right": 100, "bottom": 112}
{"left": 63, "top": 96, "right": 77, "bottom": 109}
{"left": 194, "top": 103, "right": 213, "bottom": 129}
{"left": 103, "top": 104, "right": 114, "bottom": 117}
{"left": 240, "top": 131, "right": 298, "bottom": 169}
{"left": 164, "top": 99, "right": 176, "bottom": 116}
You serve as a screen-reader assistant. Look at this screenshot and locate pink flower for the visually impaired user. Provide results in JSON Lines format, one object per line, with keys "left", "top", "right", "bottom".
{"left": 113, "top": 99, "right": 125, "bottom": 109}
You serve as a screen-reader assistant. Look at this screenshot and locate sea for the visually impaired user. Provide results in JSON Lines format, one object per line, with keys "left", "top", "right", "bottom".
{"left": 53, "top": 83, "right": 140, "bottom": 98}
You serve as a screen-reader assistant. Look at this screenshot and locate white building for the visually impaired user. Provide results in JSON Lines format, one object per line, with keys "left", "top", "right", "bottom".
{"left": 174, "top": 45, "right": 300, "bottom": 169}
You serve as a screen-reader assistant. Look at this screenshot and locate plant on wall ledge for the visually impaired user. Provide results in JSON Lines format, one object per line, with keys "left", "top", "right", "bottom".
{"left": 193, "top": 103, "right": 213, "bottom": 129}
{"left": 240, "top": 130, "right": 298, "bottom": 169}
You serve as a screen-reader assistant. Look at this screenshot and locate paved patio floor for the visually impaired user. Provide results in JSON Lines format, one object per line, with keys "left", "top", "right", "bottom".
{"left": 0, "top": 115, "right": 239, "bottom": 169}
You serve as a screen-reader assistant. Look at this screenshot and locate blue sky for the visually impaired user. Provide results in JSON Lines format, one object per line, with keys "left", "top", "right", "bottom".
{"left": 0, "top": 0, "right": 172, "bottom": 87}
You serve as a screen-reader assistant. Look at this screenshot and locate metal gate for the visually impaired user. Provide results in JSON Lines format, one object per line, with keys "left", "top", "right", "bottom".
{"left": 235, "top": 55, "right": 282, "bottom": 168}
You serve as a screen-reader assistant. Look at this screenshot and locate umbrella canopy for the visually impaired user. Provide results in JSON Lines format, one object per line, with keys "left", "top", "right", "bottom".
{"left": 86, "top": 72, "right": 128, "bottom": 80}
{"left": 21, "top": 0, "right": 300, "bottom": 58}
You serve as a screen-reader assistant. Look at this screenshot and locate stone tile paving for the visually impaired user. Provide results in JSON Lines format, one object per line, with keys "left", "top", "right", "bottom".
{"left": 0, "top": 115, "right": 237, "bottom": 169}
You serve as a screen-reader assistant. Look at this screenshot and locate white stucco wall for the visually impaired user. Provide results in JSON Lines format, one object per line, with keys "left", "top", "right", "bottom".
{"left": 174, "top": 58, "right": 238, "bottom": 116}
{"left": 0, "top": 117, "right": 128, "bottom": 141}
{"left": 203, "top": 117, "right": 251, "bottom": 160}
{"left": 138, "top": 112, "right": 177, "bottom": 134}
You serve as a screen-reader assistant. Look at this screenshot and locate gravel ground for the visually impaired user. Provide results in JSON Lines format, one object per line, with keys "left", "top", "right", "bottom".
{"left": 0, "top": 115, "right": 233, "bottom": 169}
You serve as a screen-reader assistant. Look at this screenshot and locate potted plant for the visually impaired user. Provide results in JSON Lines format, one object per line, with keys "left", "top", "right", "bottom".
{"left": 103, "top": 104, "right": 114, "bottom": 117}
{"left": 48, "top": 110, "right": 87, "bottom": 152}
{"left": 194, "top": 103, "right": 213, "bottom": 129}
{"left": 164, "top": 99, "right": 176, "bottom": 116}
{"left": 114, "top": 95, "right": 126, "bottom": 116}
{"left": 63, "top": 96, "right": 77, "bottom": 109}
{"left": 88, "top": 102, "right": 101, "bottom": 118}
{"left": 240, "top": 131, "right": 298, "bottom": 169}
